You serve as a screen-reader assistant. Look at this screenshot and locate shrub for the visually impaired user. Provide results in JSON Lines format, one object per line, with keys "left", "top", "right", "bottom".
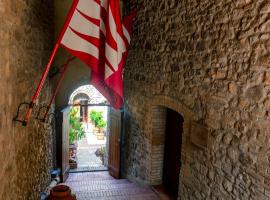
{"left": 69, "top": 107, "right": 85, "bottom": 144}
{"left": 89, "top": 110, "right": 107, "bottom": 129}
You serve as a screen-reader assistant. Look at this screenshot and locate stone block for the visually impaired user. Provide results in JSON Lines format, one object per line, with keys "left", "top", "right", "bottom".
{"left": 190, "top": 122, "right": 209, "bottom": 149}
{"left": 265, "top": 72, "right": 270, "bottom": 85}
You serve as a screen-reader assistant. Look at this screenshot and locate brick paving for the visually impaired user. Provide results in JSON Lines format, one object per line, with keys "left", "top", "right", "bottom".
{"left": 65, "top": 171, "right": 160, "bottom": 200}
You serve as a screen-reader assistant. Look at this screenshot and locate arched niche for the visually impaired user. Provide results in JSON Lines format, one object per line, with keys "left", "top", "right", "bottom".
{"left": 142, "top": 96, "right": 196, "bottom": 196}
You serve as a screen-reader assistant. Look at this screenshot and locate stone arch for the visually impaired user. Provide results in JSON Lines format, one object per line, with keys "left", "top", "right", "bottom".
{"left": 144, "top": 95, "right": 196, "bottom": 191}
{"left": 68, "top": 85, "right": 108, "bottom": 105}
{"left": 150, "top": 95, "right": 195, "bottom": 120}
{"left": 72, "top": 93, "right": 90, "bottom": 104}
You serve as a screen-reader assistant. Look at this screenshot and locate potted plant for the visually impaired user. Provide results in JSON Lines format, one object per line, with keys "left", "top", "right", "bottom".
{"left": 95, "top": 146, "right": 106, "bottom": 165}
{"left": 69, "top": 107, "right": 86, "bottom": 169}
{"left": 89, "top": 110, "right": 107, "bottom": 140}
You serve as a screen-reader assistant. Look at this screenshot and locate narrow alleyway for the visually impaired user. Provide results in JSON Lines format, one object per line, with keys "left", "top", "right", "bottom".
{"left": 65, "top": 171, "right": 160, "bottom": 200}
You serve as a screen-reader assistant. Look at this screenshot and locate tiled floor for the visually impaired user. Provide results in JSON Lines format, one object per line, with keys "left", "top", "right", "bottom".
{"left": 65, "top": 171, "right": 160, "bottom": 200}
{"left": 152, "top": 185, "right": 177, "bottom": 200}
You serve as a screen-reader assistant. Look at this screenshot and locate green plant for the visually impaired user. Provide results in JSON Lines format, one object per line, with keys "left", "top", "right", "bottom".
{"left": 89, "top": 110, "right": 107, "bottom": 129}
{"left": 95, "top": 146, "right": 106, "bottom": 157}
{"left": 95, "top": 146, "right": 106, "bottom": 164}
{"left": 69, "top": 107, "right": 85, "bottom": 144}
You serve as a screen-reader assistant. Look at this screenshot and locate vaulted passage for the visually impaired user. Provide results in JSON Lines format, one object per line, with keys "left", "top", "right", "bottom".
{"left": 2, "top": 0, "right": 270, "bottom": 199}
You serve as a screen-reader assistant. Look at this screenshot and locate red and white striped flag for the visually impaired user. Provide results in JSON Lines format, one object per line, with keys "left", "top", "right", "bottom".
{"left": 58, "top": 0, "right": 137, "bottom": 109}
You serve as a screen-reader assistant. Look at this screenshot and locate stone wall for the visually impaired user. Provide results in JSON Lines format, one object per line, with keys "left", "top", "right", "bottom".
{"left": 124, "top": 0, "right": 270, "bottom": 199}
{"left": 0, "top": 1, "right": 54, "bottom": 199}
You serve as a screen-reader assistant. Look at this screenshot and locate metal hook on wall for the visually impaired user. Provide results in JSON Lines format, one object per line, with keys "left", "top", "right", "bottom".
{"left": 13, "top": 102, "right": 34, "bottom": 126}
{"left": 38, "top": 112, "right": 56, "bottom": 131}
{"left": 35, "top": 105, "right": 50, "bottom": 123}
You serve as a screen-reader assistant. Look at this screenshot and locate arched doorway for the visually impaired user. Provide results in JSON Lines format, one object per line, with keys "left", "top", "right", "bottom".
{"left": 150, "top": 106, "right": 184, "bottom": 199}
{"left": 68, "top": 85, "right": 109, "bottom": 172}
{"left": 162, "top": 108, "right": 183, "bottom": 198}
{"left": 56, "top": 84, "right": 123, "bottom": 181}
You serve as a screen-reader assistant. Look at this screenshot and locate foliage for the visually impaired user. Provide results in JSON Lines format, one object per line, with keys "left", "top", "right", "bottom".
{"left": 95, "top": 146, "right": 106, "bottom": 164}
{"left": 69, "top": 107, "right": 85, "bottom": 144}
{"left": 89, "top": 110, "right": 107, "bottom": 129}
{"left": 95, "top": 146, "right": 106, "bottom": 158}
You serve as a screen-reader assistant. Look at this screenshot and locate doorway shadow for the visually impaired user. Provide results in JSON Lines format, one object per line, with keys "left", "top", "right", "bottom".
{"left": 152, "top": 108, "right": 183, "bottom": 200}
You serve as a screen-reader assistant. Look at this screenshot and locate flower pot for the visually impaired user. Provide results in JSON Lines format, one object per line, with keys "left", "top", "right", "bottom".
{"left": 69, "top": 144, "right": 77, "bottom": 158}
{"left": 96, "top": 129, "right": 105, "bottom": 140}
{"left": 48, "top": 185, "right": 76, "bottom": 200}
{"left": 69, "top": 144, "right": 77, "bottom": 169}
{"left": 93, "top": 127, "right": 99, "bottom": 136}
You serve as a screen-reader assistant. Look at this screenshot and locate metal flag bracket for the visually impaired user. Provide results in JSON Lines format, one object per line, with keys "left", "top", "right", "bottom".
{"left": 13, "top": 102, "right": 35, "bottom": 126}
{"left": 13, "top": 55, "right": 75, "bottom": 127}
{"left": 12, "top": 0, "right": 78, "bottom": 127}
{"left": 35, "top": 105, "right": 50, "bottom": 123}
{"left": 40, "top": 113, "right": 56, "bottom": 130}
{"left": 46, "top": 113, "right": 56, "bottom": 127}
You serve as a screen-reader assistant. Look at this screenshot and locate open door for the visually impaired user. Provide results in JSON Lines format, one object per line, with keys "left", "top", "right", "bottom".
{"left": 56, "top": 107, "right": 70, "bottom": 182}
{"left": 108, "top": 108, "right": 122, "bottom": 179}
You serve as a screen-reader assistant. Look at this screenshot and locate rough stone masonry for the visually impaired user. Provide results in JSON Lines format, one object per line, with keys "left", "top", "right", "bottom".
{"left": 0, "top": 1, "right": 54, "bottom": 199}
{"left": 123, "top": 0, "right": 270, "bottom": 199}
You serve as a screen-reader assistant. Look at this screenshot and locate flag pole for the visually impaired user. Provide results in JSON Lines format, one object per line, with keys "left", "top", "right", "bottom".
{"left": 22, "top": 43, "right": 60, "bottom": 126}
{"left": 18, "top": 0, "right": 80, "bottom": 127}
{"left": 41, "top": 56, "right": 75, "bottom": 122}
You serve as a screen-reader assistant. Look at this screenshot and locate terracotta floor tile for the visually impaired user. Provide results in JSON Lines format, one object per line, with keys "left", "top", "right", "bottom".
{"left": 64, "top": 171, "right": 160, "bottom": 200}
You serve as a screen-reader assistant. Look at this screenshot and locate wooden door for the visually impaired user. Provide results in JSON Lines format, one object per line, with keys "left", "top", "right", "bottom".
{"left": 56, "top": 107, "right": 70, "bottom": 182}
{"left": 108, "top": 108, "right": 122, "bottom": 179}
{"left": 62, "top": 107, "right": 70, "bottom": 181}
{"left": 163, "top": 109, "right": 183, "bottom": 197}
